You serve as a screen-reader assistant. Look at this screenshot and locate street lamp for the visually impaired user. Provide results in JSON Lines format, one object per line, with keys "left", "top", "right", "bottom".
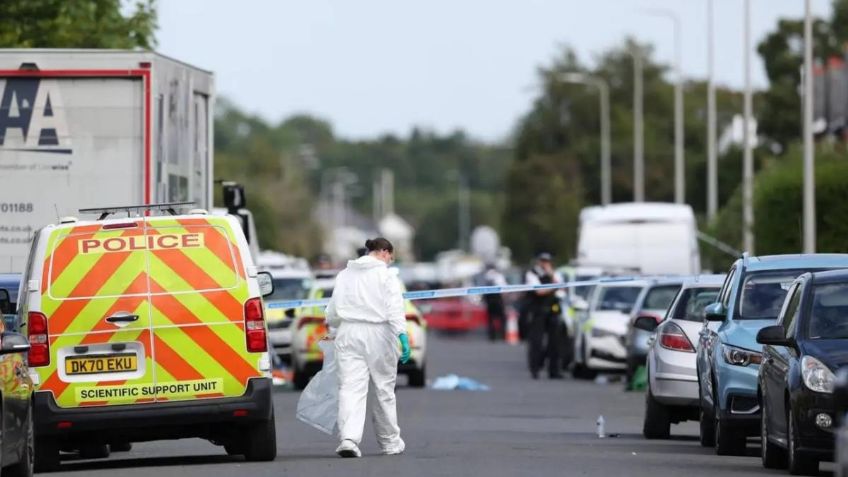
{"left": 706, "top": 0, "right": 718, "bottom": 221}
{"left": 803, "top": 0, "right": 816, "bottom": 253}
{"left": 641, "top": 8, "right": 685, "bottom": 204}
{"left": 632, "top": 45, "right": 645, "bottom": 202}
{"left": 743, "top": 0, "right": 755, "bottom": 253}
{"left": 557, "top": 73, "right": 612, "bottom": 205}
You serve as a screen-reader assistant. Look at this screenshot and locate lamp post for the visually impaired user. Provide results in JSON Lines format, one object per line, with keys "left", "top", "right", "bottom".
{"left": 707, "top": 0, "right": 718, "bottom": 220}
{"left": 558, "top": 73, "right": 612, "bottom": 205}
{"left": 642, "top": 8, "right": 685, "bottom": 204}
{"left": 742, "top": 0, "right": 755, "bottom": 253}
{"left": 633, "top": 46, "right": 645, "bottom": 202}
{"left": 803, "top": 0, "right": 816, "bottom": 253}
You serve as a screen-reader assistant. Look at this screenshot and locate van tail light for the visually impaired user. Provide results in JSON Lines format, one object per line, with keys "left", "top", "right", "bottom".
{"left": 28, "top": 311, "right": 50, "bottom": 367}
{"left": 297, "top": 317, "right": 325, "bottom": 330}
{"left": 659, "top": 322, "right": 695, "bottom": 353}
{"left": 405, "top": 314, "right": 421, "bottom": 326}
{"left": 244, "top": 298, "right": 267, "bottom": 353}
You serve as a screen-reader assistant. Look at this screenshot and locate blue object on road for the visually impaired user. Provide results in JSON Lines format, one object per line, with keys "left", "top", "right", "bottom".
{"left": 431, "top": 374, "right": 490, "bottom": 391}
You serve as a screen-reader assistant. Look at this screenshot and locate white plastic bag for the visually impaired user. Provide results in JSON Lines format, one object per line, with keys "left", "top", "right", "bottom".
{"left": 295, "top": 340, "right": 339, "bottom": 435}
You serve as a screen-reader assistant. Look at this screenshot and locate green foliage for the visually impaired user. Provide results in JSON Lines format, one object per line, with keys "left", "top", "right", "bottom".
{"left": 0, "top": 0, "right": 157, "bottom": 48}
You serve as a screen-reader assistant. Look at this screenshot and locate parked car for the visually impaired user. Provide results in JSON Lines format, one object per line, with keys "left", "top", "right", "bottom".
{"left": 834, "top": 367, "right": 848, "bottom": 477}
{"left": 697, "top": 253, "right": 848, "bottom": 456}
{"left": 640, "top": 275, "right": 723, "bottom": 439}
{"left": 0, "top": 287, "right": 33, "bottom": 477}
{"left": 418, "top": 296, "right": 487, "bottom": 332}
{"left": 263, "top": 268, "right": 313, "bottom": 362}
{"left": 757, "top": 270, "right": 848, "bottom": 474}
{"left": 625, "top": 278, "right": 685, "bottom": 382}
{"left": 572, "top": 280, "right": 648, "bottom": 379}
{"left": 291, "top": 277, "right": 428, "bottom": 390}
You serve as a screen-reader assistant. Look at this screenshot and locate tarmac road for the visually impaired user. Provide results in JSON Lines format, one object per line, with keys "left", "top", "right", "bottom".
{"left": 49, "top": 330, "right": 835, "bottom": 476}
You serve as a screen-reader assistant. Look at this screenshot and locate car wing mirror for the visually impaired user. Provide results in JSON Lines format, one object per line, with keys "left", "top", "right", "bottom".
{"left": 755, "top": 325, "right": 794, "bottom": 347}
{"left": 633, "top": 315, "right": 659, "bottom": 332}
{"left": 0, "top": 332, "right": 30, "bottom": 355}
{"left": 257, "top": 272, "right": 274, "bottom": 297}
{"left": 703, "top": 302, "right": 726, "bottom": 322}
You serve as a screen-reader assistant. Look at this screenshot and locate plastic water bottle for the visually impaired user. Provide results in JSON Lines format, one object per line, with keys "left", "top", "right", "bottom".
{"left": 596, "top": 415, "right": 606, "bottom": 438}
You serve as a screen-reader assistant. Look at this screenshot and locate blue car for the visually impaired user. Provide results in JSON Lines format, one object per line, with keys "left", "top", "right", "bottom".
{"left": 696, "top": 253, "right": 848, "bottom": 456}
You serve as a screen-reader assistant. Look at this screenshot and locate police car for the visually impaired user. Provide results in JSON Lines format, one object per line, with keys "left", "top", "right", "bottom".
{"left": 17, "top": 204, "right": 277, "bottom": 471}
{"left": 263, "top": 268, "right": 313, "bottom": 362}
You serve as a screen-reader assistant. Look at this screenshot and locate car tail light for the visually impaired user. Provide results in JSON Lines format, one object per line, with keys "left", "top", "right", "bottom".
{"left": 297, "top": 317, "right": 325, "bottom": 330}
{"left": 244, "top": 298, "right": 267, "bottom": 353}
{"left": 28, "top": 311, "right": 50, "bottom": 366}
{"left": 659, "top": 322, "right": 694, "bottom": 353}
{"left": 406, "top": 314, "right": 421, "bottom": 326}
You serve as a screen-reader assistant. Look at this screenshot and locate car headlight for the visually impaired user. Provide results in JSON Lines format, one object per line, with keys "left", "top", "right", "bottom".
{"left": 591, "top": 327, "right": 619, "bottom": 338}
{"left": 801, "top": 356, "right": 835, "bottom": 393}
{"left": 722, "top": 345, "right": 763, "bottom": 367}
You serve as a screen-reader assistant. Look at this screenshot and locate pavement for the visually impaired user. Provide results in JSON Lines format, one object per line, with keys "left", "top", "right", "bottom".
{"left": 49, "top": 331, "right": 835, "bottom": 476}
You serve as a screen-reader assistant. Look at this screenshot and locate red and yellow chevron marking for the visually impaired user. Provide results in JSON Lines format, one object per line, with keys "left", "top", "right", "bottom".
{"left": 32, "top": 216, "right": 260, "bottom": 408}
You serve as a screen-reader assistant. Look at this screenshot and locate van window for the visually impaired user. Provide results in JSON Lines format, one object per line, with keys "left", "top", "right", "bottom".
{"left": 147, "top": 224, "right": 240, "bottom": 294}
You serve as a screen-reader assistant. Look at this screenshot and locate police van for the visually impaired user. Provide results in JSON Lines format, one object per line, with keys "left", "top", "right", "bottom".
{"left": 17, "top": 203, "right": 277, "bottom": 471}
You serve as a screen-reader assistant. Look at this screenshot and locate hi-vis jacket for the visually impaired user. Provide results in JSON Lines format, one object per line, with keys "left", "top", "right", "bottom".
{"left": 325, "top": 255, "right": 406, "bottom": 337}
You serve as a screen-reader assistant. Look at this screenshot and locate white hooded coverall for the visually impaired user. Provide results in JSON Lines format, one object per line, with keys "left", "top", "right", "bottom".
{"left": 325, "top": 255, "right": 406, "bottom": 452}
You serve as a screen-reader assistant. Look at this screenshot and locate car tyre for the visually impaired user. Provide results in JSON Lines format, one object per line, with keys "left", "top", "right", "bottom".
{"left": 714, "top": 399, "right": 746, "bottom": 456}
{"left": 788, "top": 408, "right": 818, "bottom": 475}
{"left": 242, "top": 410, "right": 277, "bottom": 462}
{"left": 408, "top": 364, "right": 426, "bottom": 388}
{"left": 571, "top": 340, "right": 597, "bottom": 380}
{"left": 5, "top": 410, "right": 34, "bottom": 477}
{"left": 33, "top": 435, "right": 60, "bottom": 473}
{"left": 643, "top": 387, "right": 671, "bottom": 439}
{"left": 292, "top": 356, "right": 309, "bottom": 391}
{"left": 761, "top": 401, "right": 787, "bottom": 469}
{"left": 109, "top": 442, "right": 132, "bottom": 453}
{"left": 78, "top": 443, "right": 110, "bottom": 460}
{"left": 699, "top": 403, "right": 715, "bottom": 447}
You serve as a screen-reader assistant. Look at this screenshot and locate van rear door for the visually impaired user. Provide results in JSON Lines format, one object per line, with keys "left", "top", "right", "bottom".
{"left": 39, "top": 221, "right": 156, "bottom": 408}
{"left": 146, "top": 216, "right": 261, "bottom": 403}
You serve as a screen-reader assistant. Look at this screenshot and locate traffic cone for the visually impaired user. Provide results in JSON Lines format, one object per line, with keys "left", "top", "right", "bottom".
{"left": 505, "top": 309, "right": 519, "bottom": 345}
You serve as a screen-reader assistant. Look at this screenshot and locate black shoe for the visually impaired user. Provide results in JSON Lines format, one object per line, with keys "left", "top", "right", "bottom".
{"left": 549, "top": 373, "right": 564, "bottom": 380}
{"left": 531, "top": 370, "right": 539, "bottom": 380}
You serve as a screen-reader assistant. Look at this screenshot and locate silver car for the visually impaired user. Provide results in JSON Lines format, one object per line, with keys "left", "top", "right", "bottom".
{"left": 625, "top": 278, "right": 685, "bottom": 383}
{"left": 641, "top": 275, "right": 724, "bottom": 439}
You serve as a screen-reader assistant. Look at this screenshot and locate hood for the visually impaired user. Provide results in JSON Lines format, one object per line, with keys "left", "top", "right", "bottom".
{"left": 591, "top": 310, "right": 631, "bottom": 335}
{"left": 346, "top": 255, "right": 387, "bottom": 270}
{"left": 801, "top": 340, "right": 848, "bottom": 370}
{"left": 720, "top": 319, "right": 774, "bottom": 351}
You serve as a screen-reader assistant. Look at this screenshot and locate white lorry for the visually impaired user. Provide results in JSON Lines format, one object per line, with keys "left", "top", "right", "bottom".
{"left": 575, "top": 202, "right": 701, "bottom": 276}
{"left": 0, "top": 50, "right": 215, "bottom": 272}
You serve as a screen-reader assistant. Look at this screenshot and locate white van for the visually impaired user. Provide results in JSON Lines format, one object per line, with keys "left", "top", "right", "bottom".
{"left": 576, "top": 203, "right": 700, "bottom": 276}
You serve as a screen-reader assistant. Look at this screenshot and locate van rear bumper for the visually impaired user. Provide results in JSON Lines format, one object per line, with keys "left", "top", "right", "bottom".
{"left": 34, "top": 378, "right": 273, "bottom": 442}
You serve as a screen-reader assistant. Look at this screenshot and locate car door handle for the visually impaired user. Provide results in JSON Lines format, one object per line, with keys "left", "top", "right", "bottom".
{"left": 105, "top": 312, "right": 139, "bottom": 323}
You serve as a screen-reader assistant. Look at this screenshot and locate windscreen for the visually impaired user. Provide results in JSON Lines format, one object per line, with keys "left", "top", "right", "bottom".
{"left": 808, "top": 283, "right": 848, "bottom": 339}
{"left": 643, "top": 285, "right": 681, "bottom": 310}
{"left": 738, "top": 271, "right": 805, "bottom": 320}
{"left": 573, "top": 277, "right": 595, "bottom": 300}
{"left": 671, "top": 287, "right": 720, "bottom": 322}
{"left": 267, "top": 277, "right": 311, "bottom": 302}
{"left": 598, "top": 286, "right": 643, "bottom": 313}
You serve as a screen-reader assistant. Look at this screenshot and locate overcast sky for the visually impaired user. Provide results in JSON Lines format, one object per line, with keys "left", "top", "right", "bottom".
{"left": 158, "top": 0, "right": 831, "bottom": 142}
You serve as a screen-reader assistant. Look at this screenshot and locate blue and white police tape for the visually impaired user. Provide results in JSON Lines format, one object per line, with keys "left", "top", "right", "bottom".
{"left": 265, "top": 275, "right": 649, "bottom": 311}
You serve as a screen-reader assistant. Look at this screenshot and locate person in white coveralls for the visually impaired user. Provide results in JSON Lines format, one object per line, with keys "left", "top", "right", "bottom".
{"left": 325, "top": 237, "right": 411, "bottom": 458}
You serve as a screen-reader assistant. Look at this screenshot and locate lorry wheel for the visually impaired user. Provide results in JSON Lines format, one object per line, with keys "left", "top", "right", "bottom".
{"left": 408, "top": 365, "right": 426, "bottom": 388}
{"left": 643, "top": 387, "right": 671, "bottom": 439}
{"left": 79, "top": 443, "right": 110, "bottom": 459}
{"left": 242, "top": 410, "right": 277, "bottom": 462}
{"left": 34, "top": 436, "right": 60, "bottom": 473}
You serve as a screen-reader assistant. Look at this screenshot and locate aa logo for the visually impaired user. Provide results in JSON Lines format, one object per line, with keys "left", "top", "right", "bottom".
{"left": 0, "top": 78, "right": 72, "bottom": 154}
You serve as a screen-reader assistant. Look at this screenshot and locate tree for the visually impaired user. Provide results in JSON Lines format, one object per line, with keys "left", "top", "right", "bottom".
{"left": 0, "top": 0, "right": 157, "bottom": 49}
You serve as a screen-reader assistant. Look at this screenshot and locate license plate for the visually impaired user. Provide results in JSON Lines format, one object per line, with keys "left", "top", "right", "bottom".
{"left": 65, "top": 353, "right": 138, "bottom": 375}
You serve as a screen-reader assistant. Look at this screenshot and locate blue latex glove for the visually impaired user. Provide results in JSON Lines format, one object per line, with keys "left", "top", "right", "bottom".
{"left": 398, "top": 333, "right": 411, "bottom": 364}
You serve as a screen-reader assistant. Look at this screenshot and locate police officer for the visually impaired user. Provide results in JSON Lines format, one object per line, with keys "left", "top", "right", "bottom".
{"left": 525, "top": 253, "right": 565, "bottom": 379}
{"left": 480, "top": 263, "right": 507, "bottom": 341}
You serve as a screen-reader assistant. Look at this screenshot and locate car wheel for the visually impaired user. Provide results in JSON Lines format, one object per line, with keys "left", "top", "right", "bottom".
{"left": 33, "top": 435, "right": 60, "bottom": 473}
{"left": 643, "top": 386, "right": 671, "bottom": 439}
{"left": 292, "top": 356, "right": 309, "bottom": 391}
{"left": 78, "top": 443, "right": 110, "bottom": 460}
{"left": 109, "top": 442, "right": 132, "bottom": 453}
{"left": 5, "top": 409, "right": 34, "bottom": 477}
{"left": 408, "top": 364, "right": 426, "bottom": 388}
{"left": 788, "top": 408, "right": 818, "bottom": 475}
{"left": 761, "top": 400, "right": 787, "bottom": 469}
{"left": 242, "top": 409, "right": 277, "bottom": 462}
{"left": 714, "top": 398, "right": 746, "bottom": 456}
{"left": 571, "top": 341, "right": 597, "bottom": 380}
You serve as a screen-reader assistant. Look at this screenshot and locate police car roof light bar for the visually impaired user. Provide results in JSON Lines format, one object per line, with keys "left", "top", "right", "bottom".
{"left": 79, "top": 202, "right": 196, "bottom": 220}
